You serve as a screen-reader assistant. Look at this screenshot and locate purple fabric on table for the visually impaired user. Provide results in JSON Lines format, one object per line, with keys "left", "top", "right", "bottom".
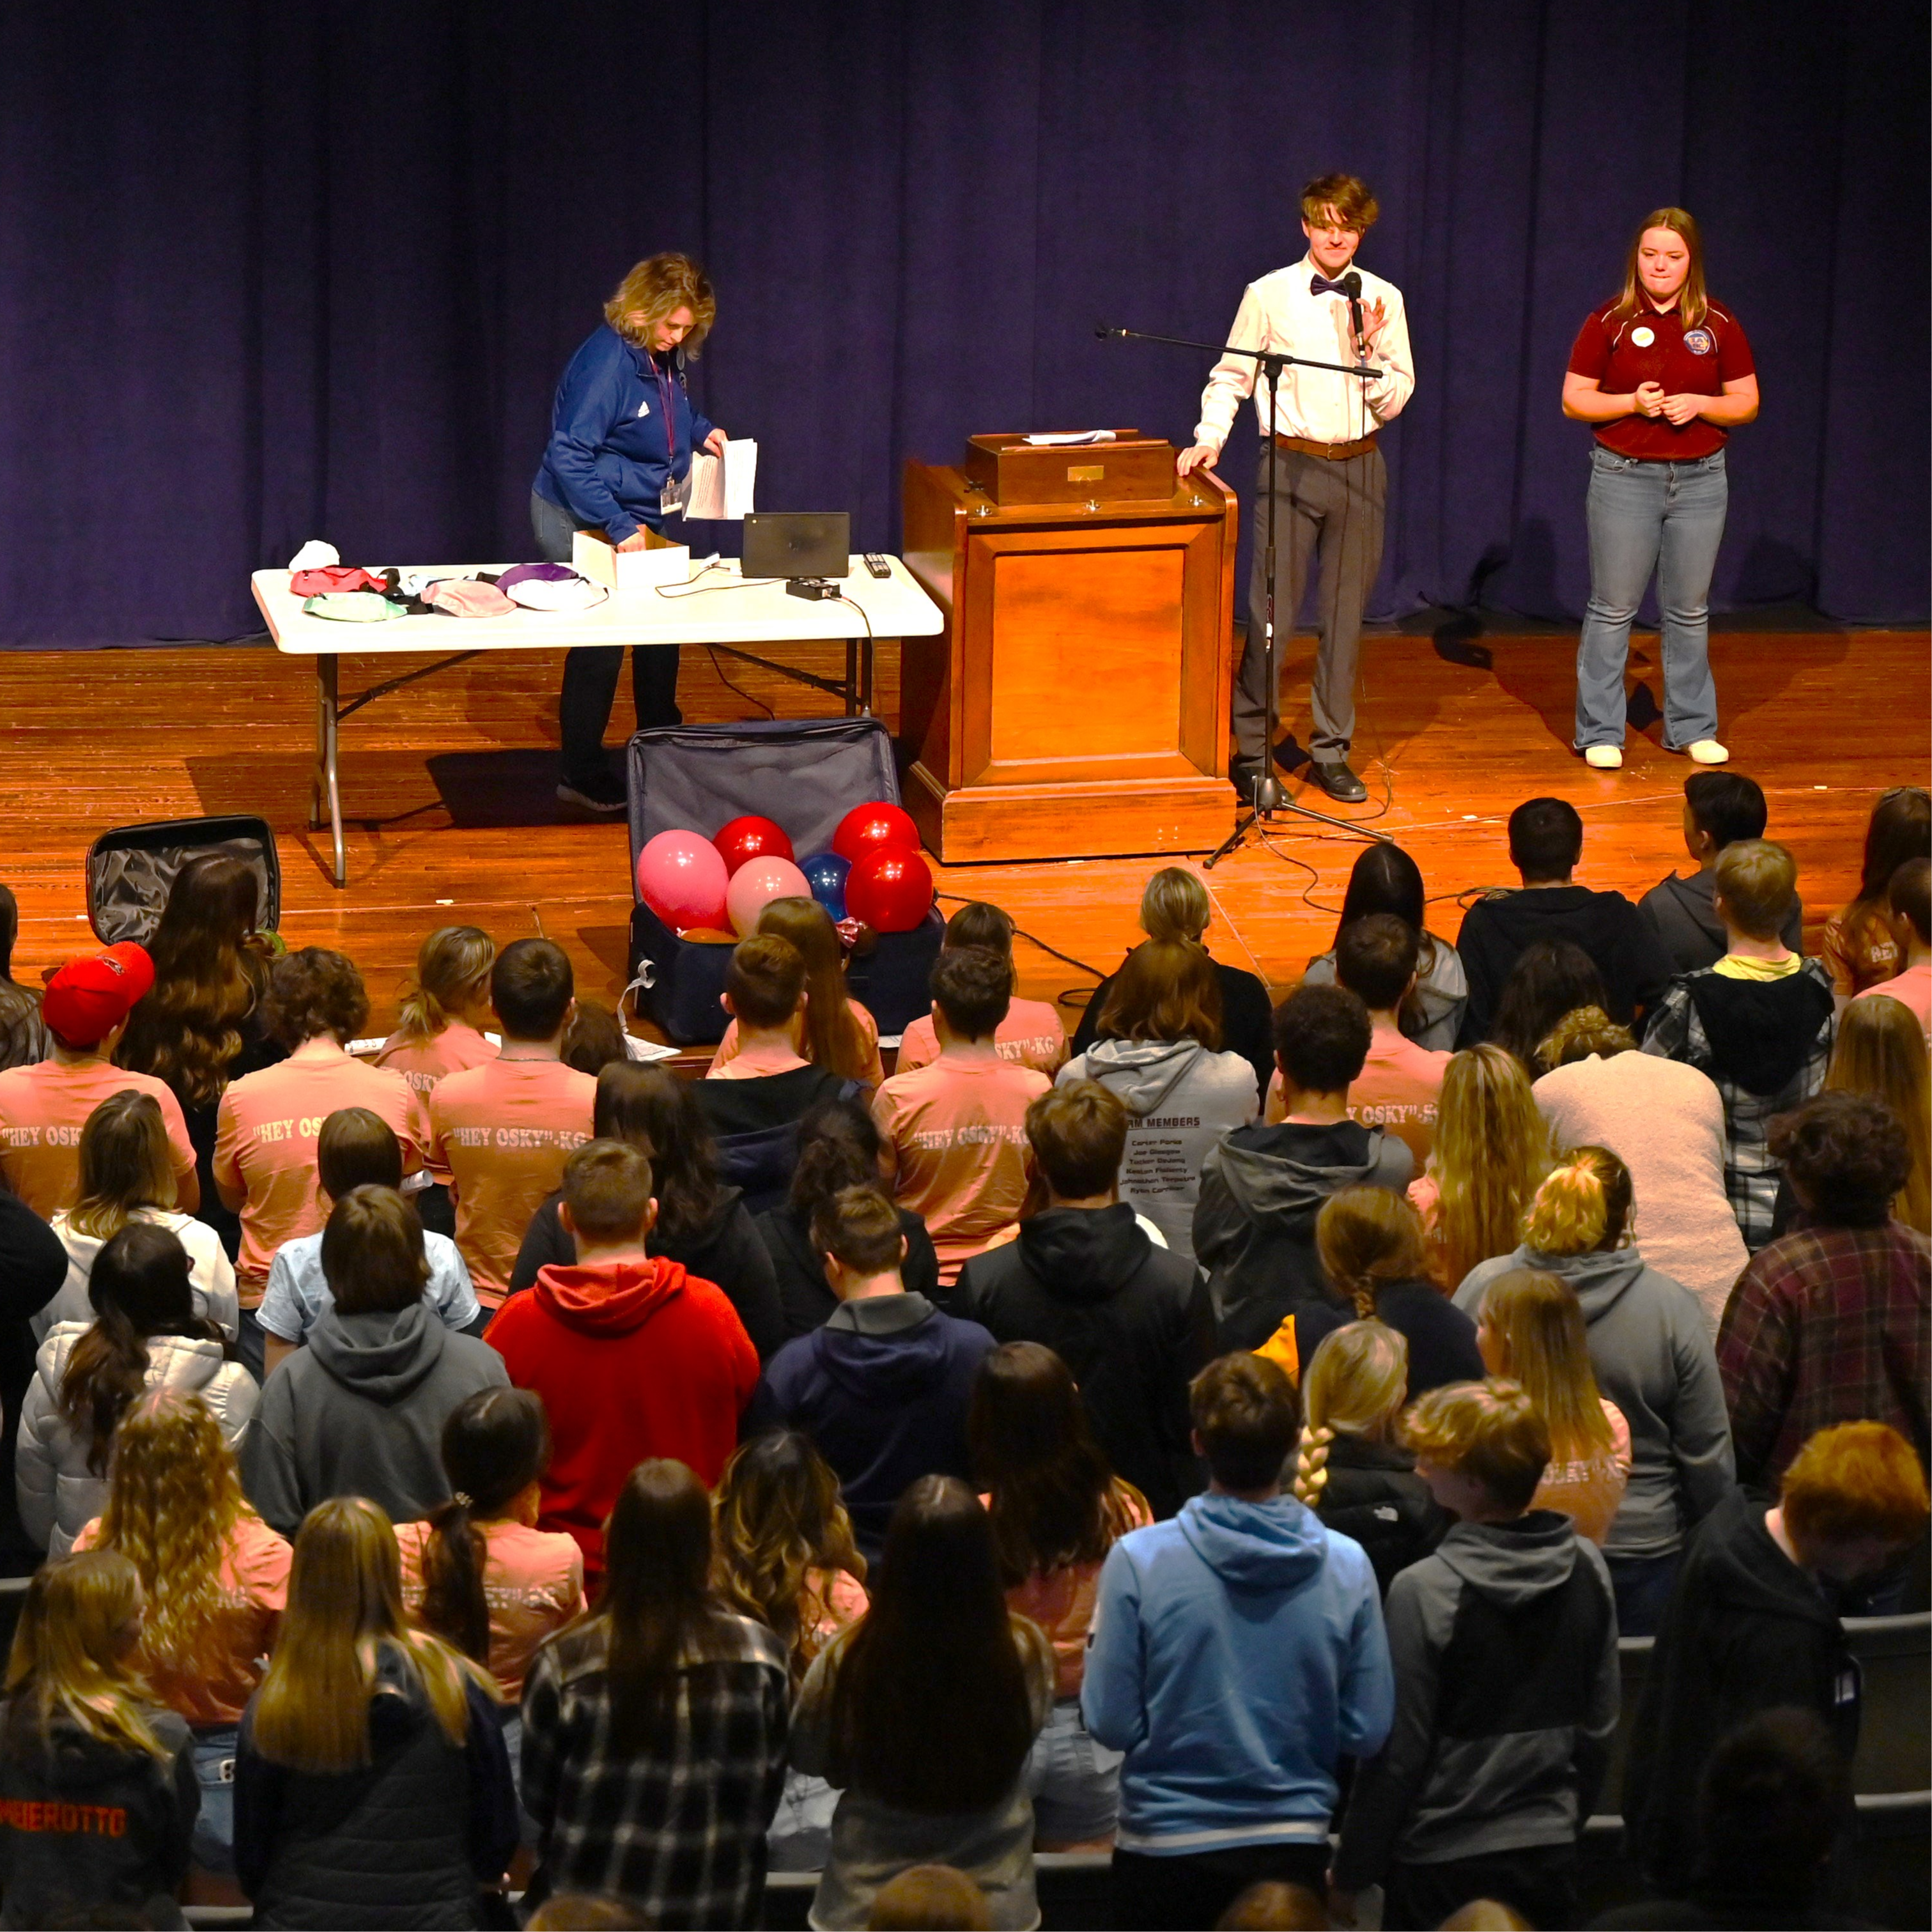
{"left": 497, "top": 562, "right": 580, "bottom": 592}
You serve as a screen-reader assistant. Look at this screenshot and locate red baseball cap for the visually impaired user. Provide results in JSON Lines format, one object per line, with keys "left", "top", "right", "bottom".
{"left": 42, "top": 943, "right": 156, "bottom": 1047}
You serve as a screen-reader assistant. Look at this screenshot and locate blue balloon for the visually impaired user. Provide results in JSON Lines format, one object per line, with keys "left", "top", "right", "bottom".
{"left": 800, "top": 849, "right": 851, "bottom": 922}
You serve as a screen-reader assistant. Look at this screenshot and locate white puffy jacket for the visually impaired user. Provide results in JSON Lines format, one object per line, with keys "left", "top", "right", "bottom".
{"left": 16, "top": 1324, "right": 258, "bottom": 1556}
{"left": 42, "top": 1210, "right": 240, "bottom": 1345}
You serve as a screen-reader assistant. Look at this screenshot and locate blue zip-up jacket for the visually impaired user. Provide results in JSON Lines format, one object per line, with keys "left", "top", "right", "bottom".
{"left": 532, "top": 323, "right": 714, "bottom": 544}
{"left": 1081, "top": 1490, "right": 1393, "bottom": 1853}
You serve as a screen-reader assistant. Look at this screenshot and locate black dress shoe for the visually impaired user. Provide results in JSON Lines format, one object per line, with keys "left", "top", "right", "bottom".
{"left": 1308, "top": 759, "right": 1368, "bottom": 803}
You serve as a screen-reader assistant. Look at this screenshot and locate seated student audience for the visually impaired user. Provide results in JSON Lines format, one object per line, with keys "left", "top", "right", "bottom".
{"left": 1719, "top": 1092, "right": 1932, "bottom": 1486}
{"left": 956, "top": 1082, "right": 1210, "bottom": 1519}
{"left": 1455, "top": 1150, "right": 1734, "bottom": 1635}
{"left": 873, "top": 947, "right": 1052, "bottom": 1285}
{"left": 1471, "top": 1269, "right": 1631, "bottom": 1545}
{"left": 895, "top": 902, "right": 1067, "bottom": 1078}
{"left": 1818, "top": 990, "right": 1931, "bottom": 1235}
{"left": 1625, "top": 1421, "right": 1931, "bottom": 1896}
{"left": 0, "top": 881, "right": 49, "bottom": 1071}
{"left": 1082, "top": 1353, "right": 1393, "bottom": 1932}
{"left": 115, "top": 855, "right": 282, "bottom": 1257}
{"left": 393, "top": 1387, "right": 585, "bottom": 1705}
{"left": 511, "top": 1060, "right": 787, "bottom": 1358}
{"left": 257, "top": 1108, "right": 479, "bottom": 1380}
{"left": 1301, "top": 842, "right": 1469, "bottom": 1052}
{"left": 697, "top": 934, "right": 860, "bottom": 1208}
{"left": 711, "top": 896, "right": 887, "bottom": 1086}
{"left": 1267, "top": 1186, "right": 1484, "bottom": 1398}
{"left": 560, "top": 998, "right": 630, "bottom": 1077}
{"left": 1060, "top": 938, "right": 1258, "bottom": 1260}
{"left": 43, "top": 1089, "right": 236, "bottom": 1343}
{"left": 1070, "top": 867, "right": 1277, "bottom": 1104}
{"left": 711, "top": 1430, "right": 870, "bottom": 1873}
{"left": 1409, "top": 1044, "right": 1552, "bottom": 1290}
{"left": 234, "top": 1495, "right": 517, "bottom": 1928}
{"left": 215, "top": 945, "right": 426, "bottom": 1372}
{"left": 869, "top": 1863, "right": 995, "bottom": 1931}
{"left": 1486, "top": 939, "right": 1609, "bottom": 1075}
{"left": 428, "top": 935, "right": 595, "bottom": 1308}
{"left": 1594, "top": 1708, "right": 1854, "bottom": 1932}
{"left": 0, "top": 1549, "right": 200, "bottom": 1929}
{"left": 1855, "top": 852, "right": 1932, "bottom": 1040}
{"left": 1453, "top": 796, "right": 1674, "bottom": 1045}
{"left": 0, "top": 1165, "right": 66, "bottom": 1567}
{"left": 0, "top": 940, "right": 197, "bottom": 1219}
{"left": 1644, "top": 838, "right": 1837, "bottom": 1250}
{"left": 1532, "top": 1005, "right": 1747, "bottom": 1330}
{"left": 488, "top": 1140, "right": 757, "bottom": 1581}
{"left": 1333, "top": 1380, "right": 1618, "bottom": 1932}
{"left": 520, "top": 1459, "right": 791, "bottom": 1926}
{"left": 757, "top": 1095, "right": 941, "bottom": 1340}
{"left": 1821, "top": 784, "right": 1929, "bottom": 997}
{"left": 240, "top": 1186, "right": 507, "bottom": 1536}
{"left": 1290, "top": 1322, "right": 1451, "bottom": 1598}
{"left": 792, "top": 1475, "right": 1055, "bottom": 1932}
{"left": 72, "top": 1389, "right": 288, "bottom": 1874}
{"left": 759, "top": 1186, "right": 995, "bottom": 1565}
{"left": 1195, "top": 985, "right": 1414, "bottom": 1352}
{"left": 1641, "top": 771, "right": 1806, "bottom": 973}
{"left": 971, "top": 1341, "right": 1151, "bottom": 1851}
{"left": 20, "top": 1222, "right": 255, "bottom": 1558}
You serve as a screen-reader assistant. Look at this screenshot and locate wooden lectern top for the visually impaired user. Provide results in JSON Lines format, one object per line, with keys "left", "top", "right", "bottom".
{"left": 963, "top": 431, "right": 1176, "bottom": 506}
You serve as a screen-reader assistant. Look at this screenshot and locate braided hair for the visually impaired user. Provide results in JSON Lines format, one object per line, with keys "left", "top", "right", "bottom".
{"left": 1291, "top": 1322, "right": 1409, "bottom": 1509}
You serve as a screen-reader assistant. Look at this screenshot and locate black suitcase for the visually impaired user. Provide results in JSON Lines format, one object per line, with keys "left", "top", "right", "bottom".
{"left": 86, "top": 815, "right": 281, "bottom": 947}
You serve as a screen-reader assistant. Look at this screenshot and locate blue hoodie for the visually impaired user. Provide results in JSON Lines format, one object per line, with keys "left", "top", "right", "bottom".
{"left": 1082, "top": 1492, "right": 1393, "bottom": 1852}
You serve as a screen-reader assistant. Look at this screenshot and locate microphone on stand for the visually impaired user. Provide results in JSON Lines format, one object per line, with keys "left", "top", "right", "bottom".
{"left": 1339, "top": 272, "right": 1366, "bottom": 362}
{"left": 1095, "top": 322, "right": 1127, "bottom": 340}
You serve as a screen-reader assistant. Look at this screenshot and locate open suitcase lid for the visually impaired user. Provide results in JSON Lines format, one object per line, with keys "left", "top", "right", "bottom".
{"left": 85, "top": 815, "right": 282, "bottom": 947}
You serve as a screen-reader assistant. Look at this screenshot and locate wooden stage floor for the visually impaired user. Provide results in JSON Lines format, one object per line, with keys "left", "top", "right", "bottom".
{"left": 3, "top": 626, "right": 1925, "bottom": 1039}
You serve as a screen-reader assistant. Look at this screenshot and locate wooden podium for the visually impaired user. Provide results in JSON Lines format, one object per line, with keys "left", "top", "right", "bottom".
{"left": 899, "top": 433, "right": 1237, "bottom": 863}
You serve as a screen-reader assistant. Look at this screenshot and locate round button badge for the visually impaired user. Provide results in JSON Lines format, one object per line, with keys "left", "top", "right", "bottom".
{"left": 1630, "top": 325, "right": 1656, "bottom": 347}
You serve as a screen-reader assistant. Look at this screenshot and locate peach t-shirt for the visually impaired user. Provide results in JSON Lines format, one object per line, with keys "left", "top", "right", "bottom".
{"left": 1349, "top": 1026, "right": 1452, "bottom": 1167}
{"left": 74, "top": 1510, "right": 290, "bottom": 1726}
{"left": 1532, "top": 1399, "right": 1633, "bottom": 1546}
{"left": 1855, "top": 963, "right": 1932, "bottom": 1044}
{"left": 394, "top": 1516, "right": 585, "bottom": 1701}
{"left": 428, "top": 1056, "right": 595, "bottom": 1302}
{"left": 0, "top": 1060, "right": 198, "bottom": 1219}
{"left": 894, "top": 998, "right": 1068, "bottom": 1078}
{"left": 709, "top": 1001, "right": 885, "bottom": 1089}
{"left": 213, "top": 1039, "right": 429, "bottom": 1292}
{"left": 376, "top": 1023, "right": 500, "bottom": 1182}
{"left": 873, "top": 1055, "right": 1051, "bottom": 1283}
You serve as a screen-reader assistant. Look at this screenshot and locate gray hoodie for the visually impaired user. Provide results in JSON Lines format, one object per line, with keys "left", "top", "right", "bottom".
{"left": 1060, "top": 1039, "right": 1258, "bottom": 1264}
{"left": 1638, "top": 867, "right": 1804, "bottom": 977}
{"left": 239, "top": 1301, "right": 508, "bottom": 1536}
{"left": 1334, "top": 1511, "right": 1618, "bottom": 1885}
{"left": 1455, "top": 1245, "right": 1735, "bottom": 1559}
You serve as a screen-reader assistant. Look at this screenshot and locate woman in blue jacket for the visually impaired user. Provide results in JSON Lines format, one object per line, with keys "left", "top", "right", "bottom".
{"left": 532, "top": 254, "right": 728, "bottom": 812}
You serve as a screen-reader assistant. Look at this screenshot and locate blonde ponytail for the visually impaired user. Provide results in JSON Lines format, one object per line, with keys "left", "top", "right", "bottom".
{"left": 1522, "top": 1145, "right": 1634, "bottom": 1257}
{"left": 393, "top": 927, "right": 495, "bottom": 1047}
{"left": 1294, "top": 1425, "right": 1335, "bottom": 1506}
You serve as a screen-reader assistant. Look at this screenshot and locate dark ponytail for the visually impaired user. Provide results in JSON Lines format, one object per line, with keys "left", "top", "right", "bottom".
{"left": 787, "top": 1097, "right": 884, "bottom": 1222}
{"left": 417, "top": 1389, "right": 550, "bottom": 1665}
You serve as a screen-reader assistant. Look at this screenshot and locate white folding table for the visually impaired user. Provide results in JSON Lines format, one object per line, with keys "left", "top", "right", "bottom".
{"left": 251, "top": 559, "right": 943, "bottom": 886}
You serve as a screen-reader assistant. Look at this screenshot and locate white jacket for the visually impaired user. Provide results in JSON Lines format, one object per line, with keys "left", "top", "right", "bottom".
{"left": 17, "top": 1324, "right": 258, "bottom": 1556}
{"left": 42, "top": 1210, "right": 240, "bottom": 1345}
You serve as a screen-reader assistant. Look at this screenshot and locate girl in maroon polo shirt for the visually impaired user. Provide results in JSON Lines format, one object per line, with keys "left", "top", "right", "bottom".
{"left": 1561, "top": 208, "right": 1760, "bottom": 771}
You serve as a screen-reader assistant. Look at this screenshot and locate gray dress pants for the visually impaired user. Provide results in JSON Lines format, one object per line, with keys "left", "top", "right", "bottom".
{"left": 1232, "top": 442, "right": 1387, "bottom": 762}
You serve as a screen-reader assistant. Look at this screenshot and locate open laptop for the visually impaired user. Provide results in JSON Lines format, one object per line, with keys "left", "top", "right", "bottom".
{"left": 741, "top": 511, "right": 849, "bottom": 581}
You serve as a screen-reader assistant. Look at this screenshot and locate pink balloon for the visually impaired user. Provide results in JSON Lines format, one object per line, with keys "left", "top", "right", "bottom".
{"left": 726, "top": 856, "right": 812, "bottom": 937}
{"left": 637, "top": 830, "right": 729, "bottom": 934}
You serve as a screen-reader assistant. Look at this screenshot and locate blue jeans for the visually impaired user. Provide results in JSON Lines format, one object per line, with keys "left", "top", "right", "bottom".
{"left": 1576, "top": 445, "right": 1727, "bottom": 750}
{"left": 1025, "top": 1697, "right": 1124, "bottom": 1843}
{"left": 1605, "top": 1548, "right": 1681, "bottom": 1638}
{"left": 192, "top": 1724, "right": 238, "bottom": 1873}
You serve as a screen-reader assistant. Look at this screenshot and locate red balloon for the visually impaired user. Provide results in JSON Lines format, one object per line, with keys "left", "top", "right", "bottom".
{"left": 845, "top": 847, "right": 934, "bottom": 933}
{"left": 832, "top": 801, "right": 920, "bottom": 863}
{"left": 713, "top": 814, "right": 795, "bottom": 876}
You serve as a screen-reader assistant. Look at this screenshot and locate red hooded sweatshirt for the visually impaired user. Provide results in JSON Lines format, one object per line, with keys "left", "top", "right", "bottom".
{"left": 487, "top": 1255, "right": 757, "bottom": 1581}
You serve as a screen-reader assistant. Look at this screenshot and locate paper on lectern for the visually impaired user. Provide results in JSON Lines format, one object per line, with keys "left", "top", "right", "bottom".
{"left": 684, "top": 439, "right": 758, "bottom": 520}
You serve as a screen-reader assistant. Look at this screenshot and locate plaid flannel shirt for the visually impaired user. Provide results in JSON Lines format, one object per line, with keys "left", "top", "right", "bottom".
{"left": 1641, "top": 959, "right": 1835, "bottom": 1251}
{"left": 1718, "top": 1221, "right": 1932, "bottom": 1485}
{"left": 520, "top": 1611, "right": 789, "bottom": 1929}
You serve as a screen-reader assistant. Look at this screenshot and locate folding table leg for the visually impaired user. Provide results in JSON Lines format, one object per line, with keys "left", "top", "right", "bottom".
{"left": 844, "top": 637, "right": 858, "bottom": 717}
{"left": 314, "top": 655, "right": 346, "bottom": 888}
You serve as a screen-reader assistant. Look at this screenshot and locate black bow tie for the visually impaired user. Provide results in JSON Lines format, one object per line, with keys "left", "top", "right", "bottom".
{"left": 1311, "top": 274, "right": 1352, "bottom": 297}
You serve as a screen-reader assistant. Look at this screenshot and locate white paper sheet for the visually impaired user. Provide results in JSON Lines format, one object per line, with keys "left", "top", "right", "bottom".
{"left": 1021, "top": 430, "right": 1117, "bottom": 447}
{"left": 684, "top": 438, "right": 759, "bottom": 520}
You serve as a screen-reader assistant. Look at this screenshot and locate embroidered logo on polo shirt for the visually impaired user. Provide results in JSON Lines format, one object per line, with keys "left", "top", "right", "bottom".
{"left": 1681, "top": 327, "right": 1715, "bottom": 355}
{"left": 1630, "top": 325, "right": 1657, "bottom": 348}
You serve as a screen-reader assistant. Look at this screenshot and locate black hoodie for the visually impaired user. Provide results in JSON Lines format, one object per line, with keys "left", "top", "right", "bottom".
{"left": 0, "top": 1702, "right": 197, "bottom": 1930}
{"left": 1683, "top": 969, "right": 1837, "bottom": 1097}
{"left": 1624, "top": 1487, "right": 1858, "bottom": 1894}
{"left": 953, "top": 1203, "right": 1212, "bottom": 1517}
{"left": 1307, "top": 1435, "right": 1452, "bottom": 1598}
{"left": 1455, "top": 884, "right": 1676, "bottom": 1045}
{"left": 754, "top": 1200, "right": 940, "bottom": 1337}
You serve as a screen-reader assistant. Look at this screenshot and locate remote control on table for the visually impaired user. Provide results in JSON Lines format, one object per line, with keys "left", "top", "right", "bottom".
{"left": 863, "top": 553, "right": 891, "bottom": 578}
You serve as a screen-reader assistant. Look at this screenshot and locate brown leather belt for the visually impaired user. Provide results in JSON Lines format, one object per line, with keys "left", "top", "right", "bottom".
{"left": 1274, "top": 431, "right": 1379, "bottom": 460}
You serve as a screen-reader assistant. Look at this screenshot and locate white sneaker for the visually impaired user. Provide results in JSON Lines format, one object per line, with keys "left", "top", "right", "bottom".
{"left": 1687, "top": 738, "right": 1729, "bottom": 764}
{"left": 1584, "top": 745, "right": 1623, "bottom": 769}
